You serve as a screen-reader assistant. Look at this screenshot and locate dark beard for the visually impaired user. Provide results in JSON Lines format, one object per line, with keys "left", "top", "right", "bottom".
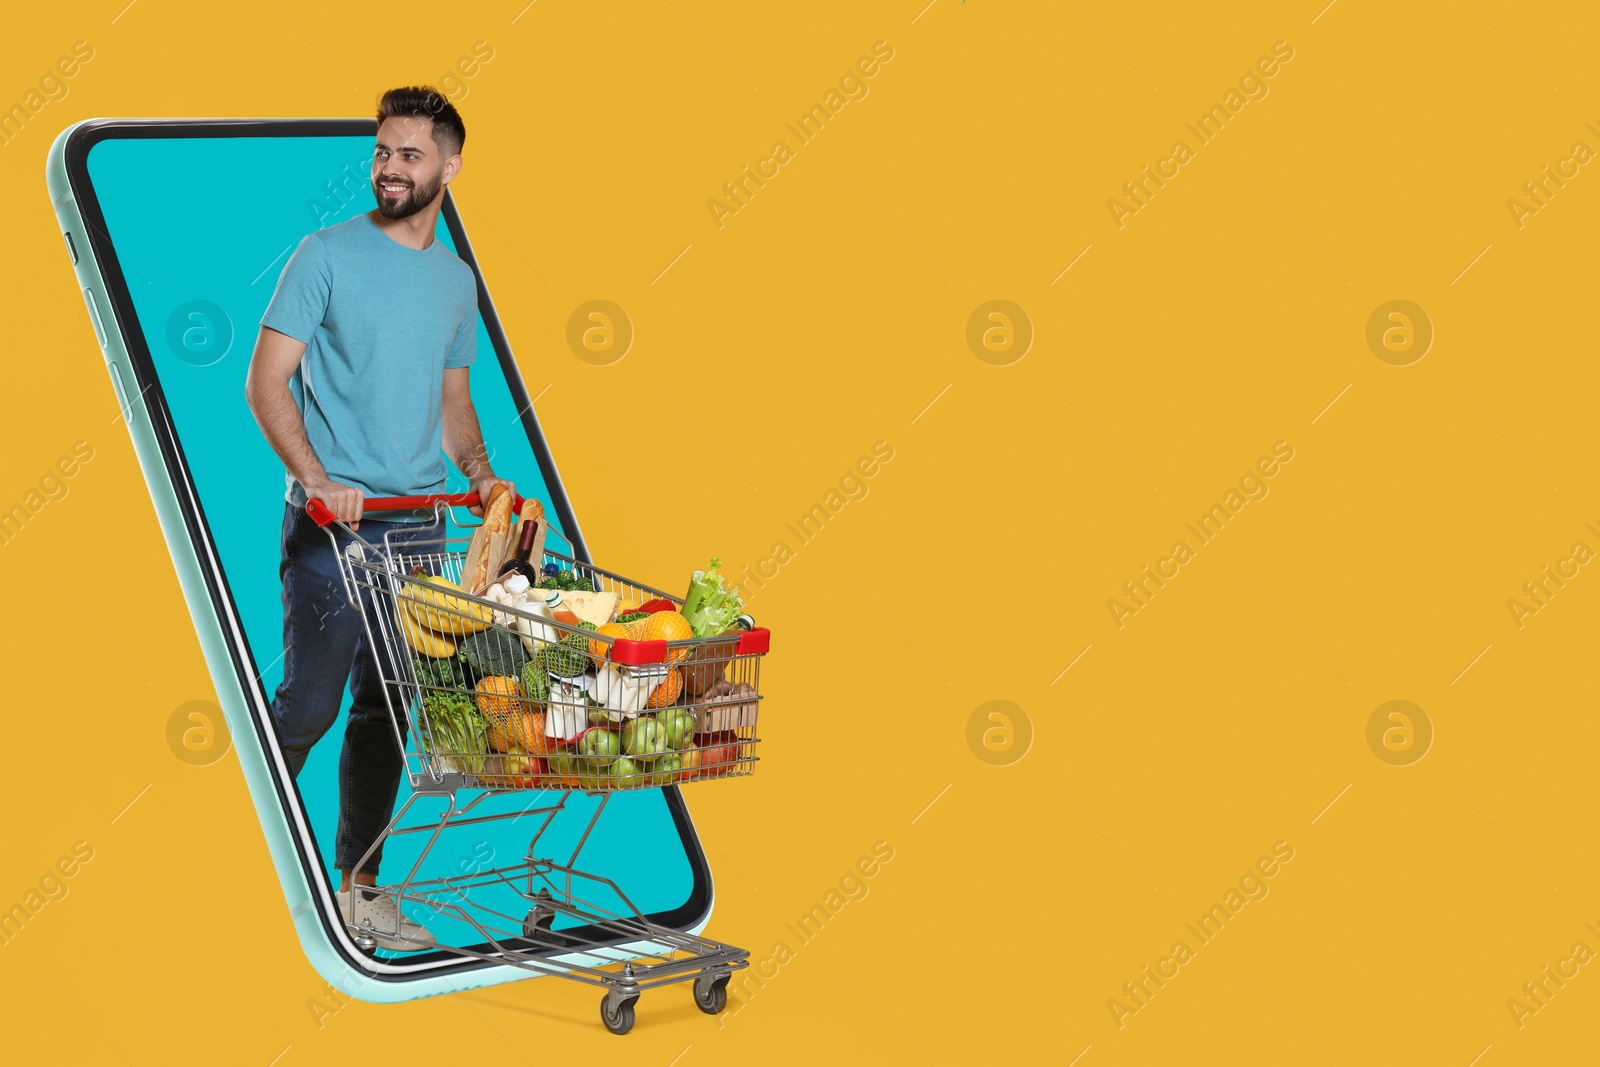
{"left": 373, "top": 169, "right": 442, "bottom": 220}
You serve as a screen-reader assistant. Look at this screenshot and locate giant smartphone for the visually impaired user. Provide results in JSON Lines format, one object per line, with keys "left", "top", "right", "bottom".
{"left": 46, "top": 118, "right": 713, "bottom": 1001}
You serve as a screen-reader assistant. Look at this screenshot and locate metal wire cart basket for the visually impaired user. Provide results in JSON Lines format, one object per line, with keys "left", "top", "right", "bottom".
{"left": 310, "top": 492, "right": 770, "bottom": 1034}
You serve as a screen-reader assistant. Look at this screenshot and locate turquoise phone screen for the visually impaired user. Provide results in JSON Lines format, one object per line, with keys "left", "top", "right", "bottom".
{"left": 84, "top": 133, "right": 696, "bottom": 955}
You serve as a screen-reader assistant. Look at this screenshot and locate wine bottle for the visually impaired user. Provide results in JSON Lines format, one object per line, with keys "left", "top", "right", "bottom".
{"left": 495, "top": 518, "right": 542, "bottom": 584}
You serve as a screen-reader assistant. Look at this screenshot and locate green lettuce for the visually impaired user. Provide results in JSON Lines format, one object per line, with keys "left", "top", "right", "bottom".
{"left": 418, "top": 691, "right": 489, "bottom": 774}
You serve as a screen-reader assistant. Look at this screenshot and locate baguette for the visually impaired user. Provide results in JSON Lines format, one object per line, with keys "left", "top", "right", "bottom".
{"left": 484, "top": 528, "right": 513, "bottom": 588}
{"left": 462, "top": 483, "right": 515, "bottom": 594}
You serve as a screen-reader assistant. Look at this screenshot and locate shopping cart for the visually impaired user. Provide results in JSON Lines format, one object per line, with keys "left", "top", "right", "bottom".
{"left": 309, "top": 491, "right": 769, "bottom": 1034}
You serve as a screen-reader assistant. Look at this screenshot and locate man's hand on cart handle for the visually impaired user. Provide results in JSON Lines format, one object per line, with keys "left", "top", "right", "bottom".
{"left": 468, "top": 475, "right": 515, "bottom": 518}
{"left": 305, "top": 480, "right": 364, "bottom": 530}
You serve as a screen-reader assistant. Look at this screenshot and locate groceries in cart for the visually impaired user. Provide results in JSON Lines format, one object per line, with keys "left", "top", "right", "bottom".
{"left": 387, "top": 491, "right": 764, "bottom": 793}
{"left": 312, "top": 487, "right": 763, "bottom": 1027}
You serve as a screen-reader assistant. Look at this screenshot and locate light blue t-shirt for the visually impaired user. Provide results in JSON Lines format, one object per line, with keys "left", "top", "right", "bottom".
{"left": 260, "top": 212, "right": 477, "bottom": 513}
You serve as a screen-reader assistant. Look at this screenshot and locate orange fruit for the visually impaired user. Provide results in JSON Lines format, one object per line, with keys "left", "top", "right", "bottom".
{"left": 487, "top": 708, "right": 548, "bottom": 755}
{"left": 642, "top": 611, "right": 693, "bottom": 663}
{"left": 646, "top": 668, "right": 683, "bottom": 708}
{"left": 474, "top": 676, "right": 523, "bottom": 720}
{"left": 590, "top": 622, "right": 631, "bottom": 666}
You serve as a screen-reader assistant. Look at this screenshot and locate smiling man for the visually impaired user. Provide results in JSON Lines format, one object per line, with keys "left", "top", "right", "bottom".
{"left": 245, "top": 86, "right": 510, "bottom": 951}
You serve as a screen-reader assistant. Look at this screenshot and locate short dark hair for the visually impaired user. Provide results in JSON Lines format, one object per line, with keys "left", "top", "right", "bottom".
{"left": 375, "top": 86, "right": 465, "bottom": 157}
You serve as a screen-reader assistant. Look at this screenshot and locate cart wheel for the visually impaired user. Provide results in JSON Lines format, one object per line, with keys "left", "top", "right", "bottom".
{"left": 693, "top": 974, "right": 730, "bottom": 1015}
{"left": 601, "top": 993, "right": 637, "bottom": 1035}
{"left": 523, "top": 888, "right": 557, "bottom": 939}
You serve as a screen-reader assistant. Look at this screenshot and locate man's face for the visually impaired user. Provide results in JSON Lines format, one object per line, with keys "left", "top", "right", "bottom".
{"left": 372, "top": 116, "right": 454, "bottom": 220}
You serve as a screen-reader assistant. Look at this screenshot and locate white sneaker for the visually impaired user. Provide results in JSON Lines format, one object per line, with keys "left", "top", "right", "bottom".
{"left": 336, "top": 888, "right": 437, "bottom": 952}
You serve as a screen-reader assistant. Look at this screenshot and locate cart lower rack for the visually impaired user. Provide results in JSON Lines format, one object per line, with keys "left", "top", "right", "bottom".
{"left": 313, "top": 492, "right": 770, "bottom": 1034}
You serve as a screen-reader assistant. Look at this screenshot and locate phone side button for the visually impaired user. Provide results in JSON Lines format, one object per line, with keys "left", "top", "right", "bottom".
{"left": 64, "top": 230, "right": 78, "bottom": 265}
{"left": 106, "top": 359, "right": 132, "bottom": 416}
{"left": 81, "top": 286, "right": 108, "bottom": 349}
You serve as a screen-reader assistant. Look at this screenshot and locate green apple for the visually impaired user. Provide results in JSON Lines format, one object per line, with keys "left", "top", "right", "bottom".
{"left": 579, "top": 728, "right": 620, "bottom": 764}
{"left": 650, "top": 751, "right": 682, "bottom": 787}
{"left": 621, "top": 717, "right": 668, "bottom": 761}
{"left": 657, "top": 707, "right": 696, "bottom": 750}
{"left": 612, "top": 756, "right": 649, "bottom": 788}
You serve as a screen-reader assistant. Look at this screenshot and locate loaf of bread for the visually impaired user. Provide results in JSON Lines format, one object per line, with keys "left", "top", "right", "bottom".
{"left": 461, "top": 484, "right": 515, "bottom": 594}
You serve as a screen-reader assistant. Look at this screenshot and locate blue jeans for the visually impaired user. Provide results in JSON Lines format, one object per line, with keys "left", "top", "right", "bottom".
{"left": 268, "top": 504, "right": 442, "bottom": 876}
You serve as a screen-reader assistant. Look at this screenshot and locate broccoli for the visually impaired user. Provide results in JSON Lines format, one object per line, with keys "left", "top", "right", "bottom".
{"left": 456, "top": 628, "right": 529, "bottom": 681}
{"left": 413, "top": 654, "right": 468, "bottom": 692}
{"left": 537, "top": 568, "right": 595, "bottom": 592}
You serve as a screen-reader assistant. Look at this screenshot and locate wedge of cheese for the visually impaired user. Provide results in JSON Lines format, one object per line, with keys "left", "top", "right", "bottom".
{"left": 559, "top": 590, "right": 618, "bottom": 626}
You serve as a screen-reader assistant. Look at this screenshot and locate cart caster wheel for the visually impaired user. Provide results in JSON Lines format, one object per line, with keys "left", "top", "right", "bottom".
{"left": 693, "top": 974, "right": 729, "bottom": 1015}
{"left": 523, "top": 889, "right": 557, "bottom": 939}
{"left": 601, "top": 993, "right": 637, "bottom": 1035}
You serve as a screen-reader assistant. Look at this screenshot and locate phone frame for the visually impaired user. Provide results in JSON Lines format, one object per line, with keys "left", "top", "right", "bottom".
{"left": 46, "top": 117, "right": 715, "bottom": 1002}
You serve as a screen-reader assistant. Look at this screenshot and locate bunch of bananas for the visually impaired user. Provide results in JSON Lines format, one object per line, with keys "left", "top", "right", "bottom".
{"left": 396, "top": 571, "right": 495, "bottom": 658}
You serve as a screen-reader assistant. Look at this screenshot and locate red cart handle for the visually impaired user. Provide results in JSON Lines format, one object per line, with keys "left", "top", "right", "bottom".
{"left": 305, "top": 491, "right": 526, "bottom": 528}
